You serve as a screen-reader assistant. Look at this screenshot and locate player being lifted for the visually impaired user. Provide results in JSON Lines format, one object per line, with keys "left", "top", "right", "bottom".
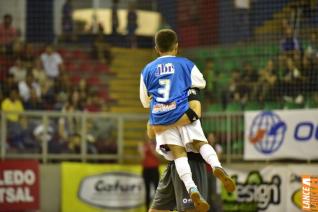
{"left": 140, "top": 29, "right": 235, "bottom": 212}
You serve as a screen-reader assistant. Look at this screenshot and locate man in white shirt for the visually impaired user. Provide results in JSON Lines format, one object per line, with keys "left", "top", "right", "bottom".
{"left": 40, "top": 45, "right": 64, "bottom": 78}
{"left": 19, "top": 73, "right": 41, "bottom": 102}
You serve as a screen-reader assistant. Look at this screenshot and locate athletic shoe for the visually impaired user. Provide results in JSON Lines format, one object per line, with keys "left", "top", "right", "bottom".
{"left": 213, "top": 167, "right": 236, "bottom": 192}
{"left": 188, "top": 187, "right": 210, "bottom": 212}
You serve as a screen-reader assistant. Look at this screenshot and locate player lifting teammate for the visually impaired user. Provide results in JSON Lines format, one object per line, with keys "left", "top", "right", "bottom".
{"left": 140, "top": 29, "right": 236, "bottom": 211}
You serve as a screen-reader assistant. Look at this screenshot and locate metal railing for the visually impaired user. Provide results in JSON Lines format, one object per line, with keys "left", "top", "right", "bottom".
{"left": 0, "top": 111, "right": 244, "bottom": 163}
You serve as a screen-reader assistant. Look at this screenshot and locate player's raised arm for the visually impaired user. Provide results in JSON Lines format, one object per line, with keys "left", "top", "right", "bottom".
{"left": 139, "top": 74, "right": 150, "bottom": 108}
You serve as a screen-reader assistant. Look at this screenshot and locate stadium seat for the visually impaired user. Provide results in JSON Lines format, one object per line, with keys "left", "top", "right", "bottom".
{"left": 284, "top": 102, "right": 303, "bottom": 109}
{"left": 70, "top": 75, "right": 81, "bottom": 84}
{"left": 264, "top": 102, "right": 282, "bottom": 110}
{"left": 207, "top": 104, "right": 223, "bottom": 112}
{"left": 226, "top": 102, "right": 242, "bottom": 112}
{"left": 94, "top": 64, "right": 109, "bottom": 73}
{"left": 244, "top": 101, "right": 262, "bottom": 111}
{"left": 305, "top": 99, "right": 318, "bottom": 109}
{"left": 87, "top": 76, "right": 101, "bottom": 86}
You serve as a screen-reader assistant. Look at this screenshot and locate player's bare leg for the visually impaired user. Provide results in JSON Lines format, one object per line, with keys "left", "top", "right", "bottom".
{"left": 192, "top": 140, "right": 236, "bottom": 192}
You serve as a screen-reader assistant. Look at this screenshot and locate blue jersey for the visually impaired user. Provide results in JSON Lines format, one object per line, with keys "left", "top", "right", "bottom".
{"left": 140, "top": 55, "right": 205, "bottom": 125}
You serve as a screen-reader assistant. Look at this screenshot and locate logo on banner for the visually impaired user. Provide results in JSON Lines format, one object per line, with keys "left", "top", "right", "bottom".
{"left": 222, "top": 171, "right": 281, "bottom": 211}
{"left": 0, "top": 160, "right": 39, "bottom": 211}
{"left": 249, "top": 111, "right": 287, "bottom": 154}
{"left": 302, "top": 175, "right": 318, "bottom": 211}
{"left": 78, "top": 172, "right": 145, "bottom": 209}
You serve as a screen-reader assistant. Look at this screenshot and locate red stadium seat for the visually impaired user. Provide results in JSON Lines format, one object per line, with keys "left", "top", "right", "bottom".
{"left": 64, "top": 62, "right": 78, "bottom": 72}
{"left": 79, "top": 62, "right": 93, "bottom": 72}
{"left": 94, "top": 63, "right": 109, "bottom": 73}
{"left": 70, "top": 75, "right": 81, "bottom": 84}
{"left": 87, "top": 76, "right": 101, "bottom": 85}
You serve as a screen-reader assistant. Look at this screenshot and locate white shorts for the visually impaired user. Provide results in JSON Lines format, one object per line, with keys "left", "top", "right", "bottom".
{"left": 155, "top": 120, "right": 208, "bottom": 161}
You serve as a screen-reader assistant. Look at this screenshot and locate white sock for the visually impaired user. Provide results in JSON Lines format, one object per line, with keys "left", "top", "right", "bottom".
{"left": 199, "top": 144, "right": 222, "bottom": 170}
{"left": 174, "top": 157, "right": 197, "bottom": 192}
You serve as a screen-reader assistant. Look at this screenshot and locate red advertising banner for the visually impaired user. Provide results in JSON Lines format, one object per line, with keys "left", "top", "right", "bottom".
{"left": 0, "top": 160, "right": 40, "bottom": 211}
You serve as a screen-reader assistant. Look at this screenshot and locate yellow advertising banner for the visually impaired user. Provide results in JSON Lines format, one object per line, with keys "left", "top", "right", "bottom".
{"left": 61, "top": 163, "right": 161, "bottom": 212}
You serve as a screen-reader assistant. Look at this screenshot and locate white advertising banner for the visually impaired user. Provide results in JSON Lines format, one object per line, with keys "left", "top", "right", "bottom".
{"left": 244, "top": 109, "right": 318, "bottom": 160}
{"left": 222, "top": 165, "right": 318, "bottom": 212}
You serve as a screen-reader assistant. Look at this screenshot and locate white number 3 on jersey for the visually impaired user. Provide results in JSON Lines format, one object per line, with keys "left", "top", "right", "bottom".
{"left": 156, "top": 79, "right": 171, "bottom": 102}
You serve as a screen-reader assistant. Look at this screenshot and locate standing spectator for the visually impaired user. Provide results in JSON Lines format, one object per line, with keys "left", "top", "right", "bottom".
{"left": 280, "top": 26, "right": 300, "bottom": 54}
{"left": 138, "top": 133, "right": 160, "bottom": 210}
{"left": 1, "top": 88, "right": 29, "bottom": 149}
{"left": 41, "top": 45, "right": 64, "bottom": 79}
{"left": 18, "top": 72, "right": 41, "bottom": 103}
{"left": 9, "top": 58, "right": 27, "bottom": 82}
{"left": 62, "top": 0, "right": 74, "bottom": 40}
{"left": 111, "top": 0, "right": 119, "bottom": 35}
{"left": 0, "top": 14, "right": 18, "bottom": 55}
{"left": 127, "top": 3, "right": 138, "bottom": 48}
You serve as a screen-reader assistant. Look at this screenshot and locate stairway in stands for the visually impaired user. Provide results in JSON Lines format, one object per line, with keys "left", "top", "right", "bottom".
{"left": 109, "top": 48, "right": 154, "bottom": 162}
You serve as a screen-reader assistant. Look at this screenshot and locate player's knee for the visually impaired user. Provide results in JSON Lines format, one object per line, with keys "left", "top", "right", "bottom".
{"left": 192, "top": 140, "right": 207, "bottom": 152}
{"left": 168, "top": 144, "right": 187, "bottom": 158}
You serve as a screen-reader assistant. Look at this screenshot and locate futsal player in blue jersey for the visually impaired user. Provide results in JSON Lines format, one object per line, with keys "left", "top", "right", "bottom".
{"left": 140, "top": 29, "right": 235, "bottom": 212}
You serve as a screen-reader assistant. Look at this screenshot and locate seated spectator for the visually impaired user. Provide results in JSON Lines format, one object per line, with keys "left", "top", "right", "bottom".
{"left": 227, "top": 69, "right": 248, "bottom": 104}
{"left": 85, "top": 90, "right": 103, "bottom": 112}
{"left": 1, "top": 73, "right": 17, "bottom": 97}
{"left": 23, "top": 89, "right": 43, "bottom": 110}
{"left": 203, "top": 58, "right": 218, "bottom": 102}
{"left": 18, "top": 72, "right": 41, "bottom": 103}
{"left": 32, "top": 57, "right": 48, "bottom": 89}
{"left": 0, "top": 14, "right": 18, "bottom": 55}
{"left": 41, "top": 45, "right": 64, "bottom": 79}
{"left": 278, "top": 57, "right": 304, "bottom": 103}
{"left": 9, "top": 58, "right": 27, "bottom": 82}
{"left": 252, "top": 59, "right": 277, "bottom": 102}
{"left": 21, "top": 43, "right": 35, "bottom": 69}
{"left": 240, "top": 62, "right": 258, "bottom": 96}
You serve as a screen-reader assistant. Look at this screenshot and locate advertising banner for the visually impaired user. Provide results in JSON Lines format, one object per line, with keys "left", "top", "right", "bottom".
{"left": 0, "top": 160, "right": 40, "bottom": 211}
{"left": 222, "top": 165, "right": 318, "bottom": 212}
{"left": 244, "top": 109, "right": 318, "bottom": 160}
{"left": 61, "top": 163, "right": 147, "bottom": 212}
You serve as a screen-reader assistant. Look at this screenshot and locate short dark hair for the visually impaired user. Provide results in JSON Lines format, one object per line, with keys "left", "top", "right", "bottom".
{"left": 155, "top": 29, "right": 178, "bottom": 53}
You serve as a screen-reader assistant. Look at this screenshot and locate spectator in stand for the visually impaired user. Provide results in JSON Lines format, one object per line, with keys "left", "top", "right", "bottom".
{"left": 0, "top": 14, "right": 18, "bottom": 55}
{"left": 92, "top": 32, "right": 112, "bottom": 65}
{"left": 1, "top": 88, "right": 25, "bottom": 149}
{"left": 138, "top": 132, "right": 160, "bottom": 210}
{"left": 23, "top": 89, "right": 43, "bottom": 110}
{"left": 252, "top": 59, "right": 277, "bottom": 102}
{"left": 62, "top": 0, "right": 74, "bottom": 40}
{"left": 227, "top": 69, "right": 248, "bottom": 104}
{"left": 127, "top": 3, "right": 138, "bottom": 48}
{"left": 21, "top": 43, "right": 35, "bottom": 69}
{"left": 206, "top": 132, "right": 223, "bottom": 212}
{"left": 41, "top": 45, "right": 64, "bottom": 79}
{"left": 203, "top": 58, "right": 218, "bottom": 103}
{"left": 240, "top": 62, "right": 258, "bottom": 100}
{"left": 1, "top": 73, "right": 17, "bottom": 97}
{"left": 85, "top": 90, "right": 103, "bottom": 112}
{"left": 111, "top": 0, "right": 119, "bottom": 35}
{"left": 58, "top": 100, "right": 81, "bottom": 153}
{"left": 9, "top": 58, "right": 27, "bottom": 82}
{"left": 278, "top": 57, "right": 304, "bottom": 103}
{"left": 18, "top": 72, "right": 41, "bottom": 103}
{"left": 32, "top": 57, "right": 48, "bottom": 89}
{"left": 280, "top": 26, "right": 300, "bottom": 54}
